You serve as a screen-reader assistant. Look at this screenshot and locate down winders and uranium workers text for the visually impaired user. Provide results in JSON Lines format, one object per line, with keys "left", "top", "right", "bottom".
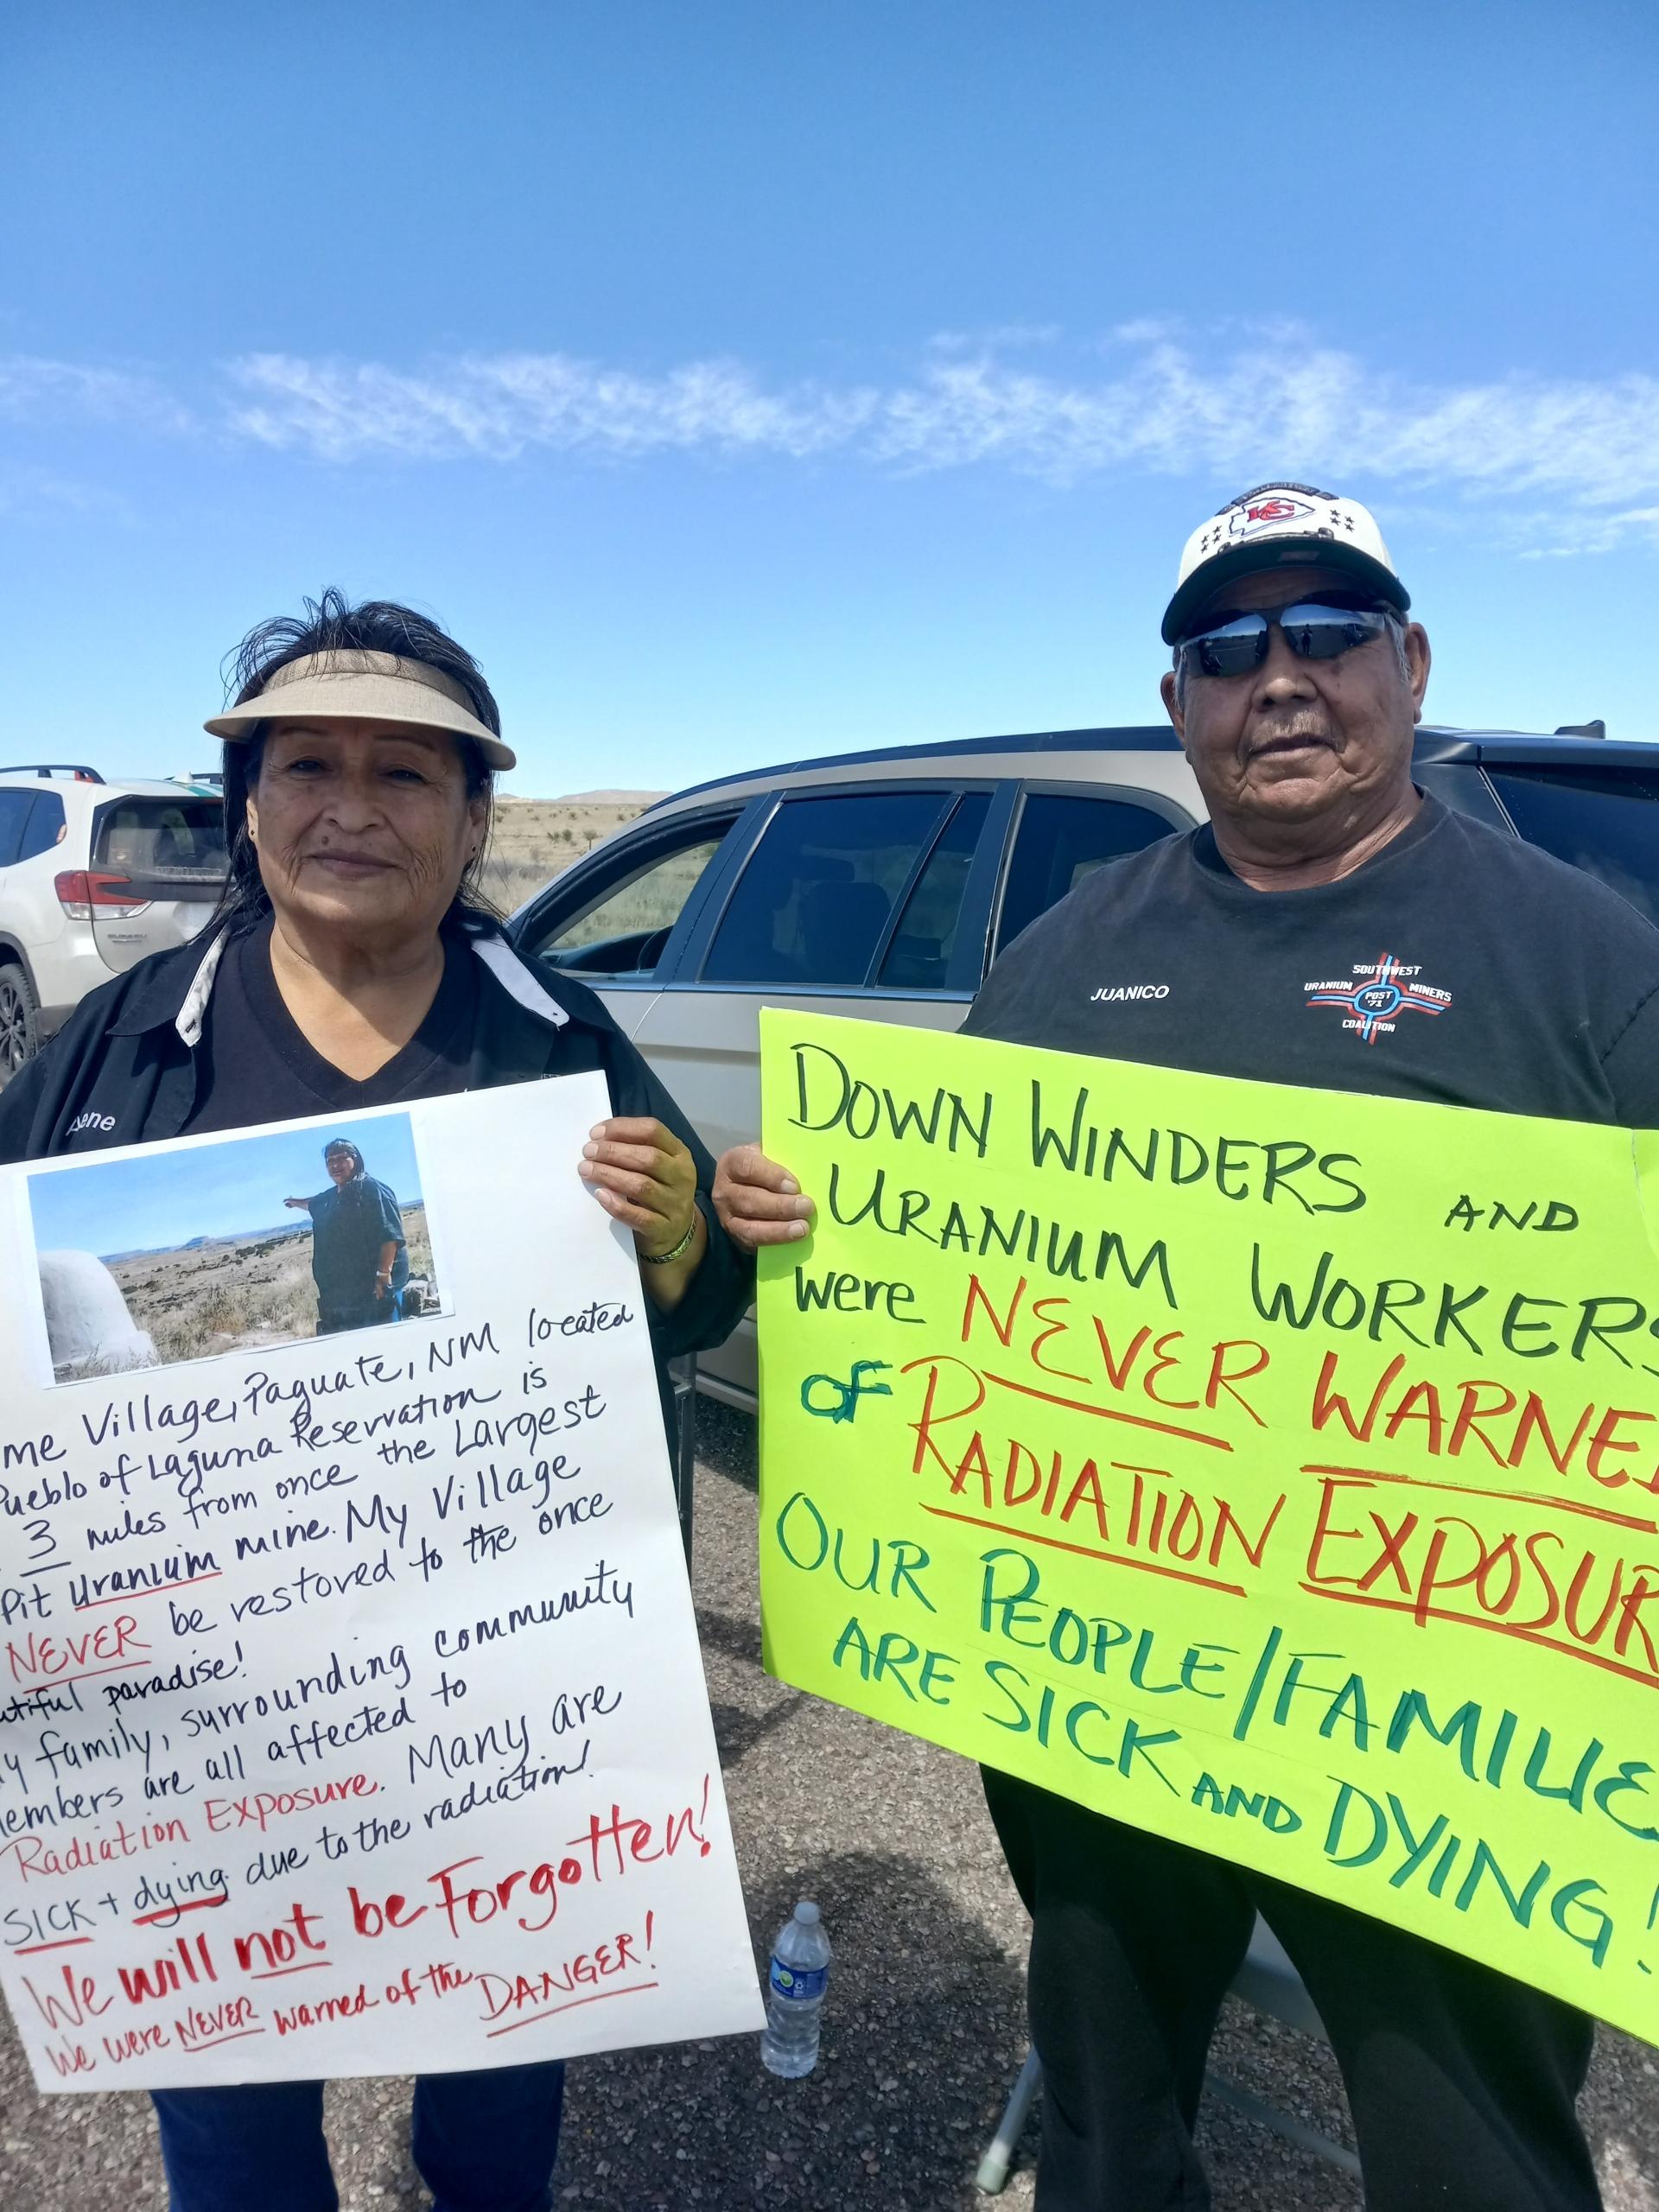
{"left": 756, "top": 1011, "right": 1659, "bottom": 2043}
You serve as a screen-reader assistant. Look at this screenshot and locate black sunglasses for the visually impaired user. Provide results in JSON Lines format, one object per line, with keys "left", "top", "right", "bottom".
{"left": 1178, "top": 594, "right": 1395, "bottom": 680}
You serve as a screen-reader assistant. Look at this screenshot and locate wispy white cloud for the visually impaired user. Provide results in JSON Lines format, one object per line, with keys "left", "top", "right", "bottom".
{"left": 0, "top": 461, "right": 131, "bottom": 521}
{"left": 927, "top": 323, "right": 1064, "bottom": 353}
{"left": 8, "top": 334, "right": 1659, "bottom": 554}
{"left": 0, "top": 354, "right": 192, "bottom": 434}
{"left": 221, "top": 339, "right": 1659, "bottom": 518}
{"left": 226, "top": 352, "right": 879, "bottom": 462}
{"left": 1515, "top": 505, "right": 1659, "bottom": 557}
{"left": 1106, "top": 316, "right": 1184, "bottom": 347}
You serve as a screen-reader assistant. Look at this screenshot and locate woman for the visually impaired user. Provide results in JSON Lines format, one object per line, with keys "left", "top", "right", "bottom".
{"left": 0, "top": 593, "right": 753, "bottom": 2212}
{"left": 285, "top": 1136, "right": 410, "bottom": 1332}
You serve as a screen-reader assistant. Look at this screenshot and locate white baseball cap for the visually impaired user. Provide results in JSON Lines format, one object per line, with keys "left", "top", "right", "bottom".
{"left": 1161, "top": 481, "right": 1409, "bottom": 645}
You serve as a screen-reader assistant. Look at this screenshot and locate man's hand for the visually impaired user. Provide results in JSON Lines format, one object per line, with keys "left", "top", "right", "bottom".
{"left": 712, "top": 1146, "right": 815, "bottom": 1250}
{"left": 580, "top": 1116, "right": 700, "bottom": 1259}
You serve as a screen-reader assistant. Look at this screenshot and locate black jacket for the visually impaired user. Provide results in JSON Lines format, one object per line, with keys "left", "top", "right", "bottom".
{"left": 0, "top": 920, "right": 753, "bottom": 1423}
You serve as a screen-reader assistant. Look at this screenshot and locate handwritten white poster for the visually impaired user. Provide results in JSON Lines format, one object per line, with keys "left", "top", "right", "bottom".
{"left": 0, "top": 1077, "right": 762, "bottom": 2090}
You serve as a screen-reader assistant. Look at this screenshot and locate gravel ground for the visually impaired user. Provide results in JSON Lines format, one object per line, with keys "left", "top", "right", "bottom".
{"left": 4, "top": 1402, "right": 1658, "bottom": 2210}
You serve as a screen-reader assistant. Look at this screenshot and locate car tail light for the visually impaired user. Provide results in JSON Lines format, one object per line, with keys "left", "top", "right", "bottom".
{"left": 54, "top": 870, "right": 148, "bottom": 920}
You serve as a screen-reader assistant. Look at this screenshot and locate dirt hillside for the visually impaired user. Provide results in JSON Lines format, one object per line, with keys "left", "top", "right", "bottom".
{"left": 478, "top": 792, "right": 664, "bottom": 915}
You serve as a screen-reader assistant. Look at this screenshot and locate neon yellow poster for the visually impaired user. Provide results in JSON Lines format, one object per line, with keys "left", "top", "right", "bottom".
{"left": 757, "top": 1009, "right": 1659, "bottom": 2038}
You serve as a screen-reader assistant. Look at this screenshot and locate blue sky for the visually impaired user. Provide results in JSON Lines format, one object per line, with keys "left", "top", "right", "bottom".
{"left": 28, "top": 1112, "right": 423, "bottom": 1258}
{"left": 2, "top": 1, "right": 1656, "bottom": 794}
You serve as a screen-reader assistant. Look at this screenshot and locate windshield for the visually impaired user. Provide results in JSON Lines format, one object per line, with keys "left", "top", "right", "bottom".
{"left": 1485, "top": 766, "right": 1659, "bottom": 931}
{"left": 93, "top": 795, "right": 228, "bottom": 881}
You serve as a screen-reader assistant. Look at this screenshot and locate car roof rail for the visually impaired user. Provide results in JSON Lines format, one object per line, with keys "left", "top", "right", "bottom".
{"left": 0, "top": 762, "right": 105, "bottom": 782}
{"left": 1554, "top": 721, "right": 1606, "bottom": 740}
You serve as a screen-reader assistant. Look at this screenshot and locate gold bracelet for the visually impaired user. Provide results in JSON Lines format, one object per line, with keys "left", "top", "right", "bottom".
{"left": 639, "top": 1215, "right": 698, "bottom": 1266}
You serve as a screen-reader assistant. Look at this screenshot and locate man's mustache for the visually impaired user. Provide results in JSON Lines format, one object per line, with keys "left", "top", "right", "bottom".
{"left": 1243, "top": 721, "right": 1338, "bottom": 755}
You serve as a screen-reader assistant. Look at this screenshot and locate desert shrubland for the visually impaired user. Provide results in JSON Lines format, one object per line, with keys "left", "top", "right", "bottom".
{"left": 109, "top": 1204, "right": 435, "bottom": 1364}
{"left": 474, "top": 792, "right": 662, "bottom": 917}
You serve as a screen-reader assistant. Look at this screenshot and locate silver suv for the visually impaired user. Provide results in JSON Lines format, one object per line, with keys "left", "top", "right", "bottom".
{"left": 0, "top": 764, "right": 228, "bottom": 1077}
{"left": 507, "top": 722, "right": 1659, "bottom": 1407}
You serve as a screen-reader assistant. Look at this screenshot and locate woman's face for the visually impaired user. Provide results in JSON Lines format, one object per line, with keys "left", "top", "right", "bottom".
{"left": 325, "top": 1150, "right": 358, "bottom": 1185}
{"left": 245, "top": 716, "right": 486, "bottom": 949}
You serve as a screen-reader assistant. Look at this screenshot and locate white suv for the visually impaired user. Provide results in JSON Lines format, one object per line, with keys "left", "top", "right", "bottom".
{"left": 0, "top": 765, "right": 227, "bottom": 1077}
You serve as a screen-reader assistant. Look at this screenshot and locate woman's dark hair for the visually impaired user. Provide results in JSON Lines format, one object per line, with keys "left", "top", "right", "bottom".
{"left": 323, "top": 1140, "right": 365, "bottom": 1174}
{"left": 209, "top": 590, "right": 501, "bottom": 934}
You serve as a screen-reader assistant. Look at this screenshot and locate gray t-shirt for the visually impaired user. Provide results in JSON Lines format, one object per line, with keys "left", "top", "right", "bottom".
{"left": 963, "top": 795, "right": 1659, "bottom": 1128}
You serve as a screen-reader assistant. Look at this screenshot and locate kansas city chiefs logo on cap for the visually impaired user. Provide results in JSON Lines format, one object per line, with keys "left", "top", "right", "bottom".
{"left": 1228, "top": 492, "right": 1315, "bottom": 539}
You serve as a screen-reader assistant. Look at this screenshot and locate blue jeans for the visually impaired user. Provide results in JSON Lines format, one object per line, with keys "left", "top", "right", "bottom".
{"left": 150, "top": 2059, "right": 565, "bottom": 2212}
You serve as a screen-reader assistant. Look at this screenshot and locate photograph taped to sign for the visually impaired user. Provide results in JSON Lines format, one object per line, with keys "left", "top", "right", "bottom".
{"left": 756, "top": 1010, "right": 1659, "bottom": 2044}
{"left": 0, "top": 1079, "right": 760, "bottom": 2091}
{"left": 24, "top": 1110, "right": 449, "bottom": 1388}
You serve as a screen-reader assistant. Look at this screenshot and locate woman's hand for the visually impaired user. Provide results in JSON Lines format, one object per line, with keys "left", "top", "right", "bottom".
{"left": 580, "top": 1116, "right": 700, "bottom": 1259}
{"left": 283, "top": 1196, "right": 311, "bottom": 1211}
{"left": 712, "top": 1146, "right": 815, "bottom": 1250}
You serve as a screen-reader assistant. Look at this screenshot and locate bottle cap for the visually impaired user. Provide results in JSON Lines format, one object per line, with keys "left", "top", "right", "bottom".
{"left": 794, "top": 1900, "right": 820, "bottom": 1924}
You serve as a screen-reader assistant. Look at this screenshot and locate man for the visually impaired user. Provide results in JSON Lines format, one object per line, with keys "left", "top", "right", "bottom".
{"left": 285, "top": 1136, "right": 409, "bottom": 1332}
{"left": 715, "top": 484, "right": 1659, "bottom": 2209}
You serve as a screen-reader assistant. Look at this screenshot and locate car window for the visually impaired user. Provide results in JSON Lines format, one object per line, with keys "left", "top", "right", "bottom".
{"left": 876, "top": 791, "right": 992, "bottom": 989}
{"left": 0, "top": 791, "right": 34, "bottom": 868}
{"left": 996, "top": 791, "right": 1179, "bottom": 954}
{"left": 17, "top": 793, "right": 66, "bottom": 861}
{"left": 531, "top": 817, "right": 734, "bottom": 978}
{"left": 1486, "top": 767, "right": 1659, "bottom": 931}
{"left": 0, "top": 791, "right": 39, "bottom": 867}
{"left": 94, "top": 797, "right": 228, "bottom": 878}
{"left": 702, "top": 790, "right": 950, "bottom": 988}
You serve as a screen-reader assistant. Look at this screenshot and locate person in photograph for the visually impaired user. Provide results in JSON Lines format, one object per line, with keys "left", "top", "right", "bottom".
{"left": 285, "top": 1135, "right": 410, "bottom": 1331}
{"left": 0, "top": 591, "right": 753, "bottom": 2212}
{"left": 715, "top": 486, "right": 1659, "bottom": 2212}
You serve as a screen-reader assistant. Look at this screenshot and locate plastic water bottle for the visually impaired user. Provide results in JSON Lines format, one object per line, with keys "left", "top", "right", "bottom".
{"left": 760, "top": 1900, "right": 831, "bottom": 2077}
